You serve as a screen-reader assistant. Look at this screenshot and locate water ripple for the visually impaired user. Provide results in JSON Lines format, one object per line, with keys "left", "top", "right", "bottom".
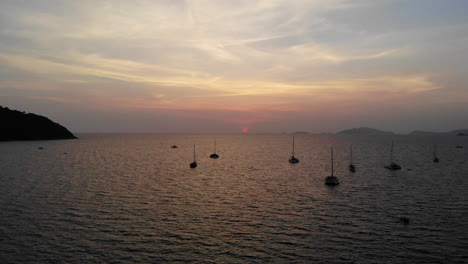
{"left": 0, "top": 134, "right": 467, "bottom": 263}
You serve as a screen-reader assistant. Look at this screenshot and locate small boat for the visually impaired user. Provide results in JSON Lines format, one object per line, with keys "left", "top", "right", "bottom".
{"left": 325, "top": 147, "right": 340, "bottom": 185}
{"left": 385, "top": 141, "right": 401, "bottom": 170}
{"left": 433, "top": 144, "right": 439, "bottom": 163}
{"left": 456, "top": 145, "right": 463, "bottom": 148}
{"left": 209, "top": 139, "right": 219, "bottom": 159}
{"left": 399, "top": 216, "right": 410, "bottom": 224}
{"left": 190, "top": 144, "right": 197, "bottom": 168}
{"left": 288, "top": 136, "right": 299, "bottom": 163}
{"left": 171, "top": 145, "right": 178, "bottom": 149}
{"left": 349, "top": 144, "right": 356, "bottom": 173}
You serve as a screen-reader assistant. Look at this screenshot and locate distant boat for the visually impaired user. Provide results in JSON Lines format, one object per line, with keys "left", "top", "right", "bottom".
{"left": 385, "top": 141, "right": 401, "bottom": 170}
{"left": 433, "top": 144, "right": 439, "bottom": 163}
{"left": 190, "top": 144, "right": 197, "bottom": 168}
{"left": 288, "top": 136, "right": 299, "bottom": 163}
{"left": 209, "top": 139, "right": 219, "bottom": 159}
{"left": 399, "top": 216, "right": 410, "bottom": 224}
{"left": 456, "top": 145, "right": 463, "bottom": 148}
{"left": 171, "top": 145, "right": 178, "bottom": 148}
{"left": 325, "top": 147, "right": 340, "bottom": 185}
{"left": 349, "top": 144, "right": 356, "bottom": 173}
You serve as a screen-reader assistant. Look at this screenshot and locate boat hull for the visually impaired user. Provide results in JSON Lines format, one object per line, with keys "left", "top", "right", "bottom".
{"left": 385, "top": 163, "right": 401, "bottom": 170}
{"left": 325, "top": 176, "right": 340, "bottom": 185}
{"left": 289, "top": 156, "right": 299, "bottom": 163}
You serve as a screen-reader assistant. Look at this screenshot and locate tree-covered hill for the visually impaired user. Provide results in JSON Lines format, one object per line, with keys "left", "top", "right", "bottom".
{"left": 0, "top": 106, "right": 77, "bottom": 141}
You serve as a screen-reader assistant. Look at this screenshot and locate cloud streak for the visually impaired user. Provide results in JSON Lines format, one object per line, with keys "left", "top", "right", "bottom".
{"left": 1, "top": 0, "right": 467, "bottom": 132}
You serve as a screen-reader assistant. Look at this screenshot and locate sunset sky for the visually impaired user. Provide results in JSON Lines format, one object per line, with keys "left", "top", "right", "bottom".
{"left": 1, "top": 0, "right": 467, "bottom": 133}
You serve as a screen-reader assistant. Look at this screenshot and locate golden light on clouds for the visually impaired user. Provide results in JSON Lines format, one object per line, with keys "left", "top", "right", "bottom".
{"left": 1, "top": 0, "right": 467, "bottom": 132}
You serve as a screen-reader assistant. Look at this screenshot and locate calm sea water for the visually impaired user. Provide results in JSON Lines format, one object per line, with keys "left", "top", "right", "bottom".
{"left": 0, "top": 134, "right": 467, "bottom": 263}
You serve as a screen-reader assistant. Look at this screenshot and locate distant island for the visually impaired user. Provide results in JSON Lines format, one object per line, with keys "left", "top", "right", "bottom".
{"left": 0, "top": 106, "right": 77, "bottom": 141}
{"left": 409, "top": 129, "right": 468, "bottom": 136}
{"left": 336, "top": 127, "right": 468, "bottom": 136}
{"left": 337, "top": 127, "right": 394, "bottom": 135}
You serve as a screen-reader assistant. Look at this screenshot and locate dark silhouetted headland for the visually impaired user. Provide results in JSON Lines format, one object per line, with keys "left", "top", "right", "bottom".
{"left": 337, "top": 127, "right": 394, "bottom": 135}
{"left": 0, "top": 106, "right": 77, "bottom": 141}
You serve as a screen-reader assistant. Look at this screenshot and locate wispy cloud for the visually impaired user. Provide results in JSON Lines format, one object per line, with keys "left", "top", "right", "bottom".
{"left": 1, "top": 0, "right": 467, "bottom": 132}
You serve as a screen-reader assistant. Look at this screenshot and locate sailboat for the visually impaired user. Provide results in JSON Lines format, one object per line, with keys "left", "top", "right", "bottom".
{"left": 325, "top": 147, "right": 340, "bottom": 185}
{"left": 433, "top": 144, "right": 439, "bottom": 163}
{"left": 288, "top": 136, "right": 299, "bottom": 163}
{"left": 209, "top": 139, "right": 219, "bottom": 159}
{"left": 349, "top": 144, "right": 356, "bottom": 173}
{"left": 190, "top": 144, "right": 197, "bottom": 168}
{"left": 385, "top": 141, "right": 401, "bottom": 170}
{"left": 171, "top": 145, "right": 178, "bottom": 148}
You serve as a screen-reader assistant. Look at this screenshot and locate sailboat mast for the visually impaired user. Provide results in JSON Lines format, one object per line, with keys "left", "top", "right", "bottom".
{"left": 331, "top": 147, "right": 334, "bottom": 176}
{"left": 390, "top": 141, "right": 394, "bottom": 163}
{"left": 193, "top": 144, "right": 196, "bottom": 161}
{"left": 292, "top": 136, "right": 295, "bottom": 156}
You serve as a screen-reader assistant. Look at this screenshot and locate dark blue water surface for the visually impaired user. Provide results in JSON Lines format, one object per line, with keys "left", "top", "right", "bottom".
{"left": 0, "top": 134, "right": 467, "bottom": 263}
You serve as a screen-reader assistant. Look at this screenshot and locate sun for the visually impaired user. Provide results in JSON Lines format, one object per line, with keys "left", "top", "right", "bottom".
{"left": 242, "top": 128, "right": 248, "bottom": 133}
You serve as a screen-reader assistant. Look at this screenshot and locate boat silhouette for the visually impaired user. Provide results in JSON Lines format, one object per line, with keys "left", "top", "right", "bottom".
{"left": 349, "top": 144, "right": 356, "bottom": 173}
{"left": 385, "top": 141, "right": 401, "bottom": 170}
{"left": 288, "top": 136, "right": 299, "bottom": 163}
{"left": 325, "top": 147, "right": 340, "bottom": 185}
{"left": 190, "top": 144, "right": 197, "bottom": 168}
{"left": 433, "top": 144, "right": 439, "bottom": 163}
{"left": 209, "top": 139, "right": 219, "bottom": 159}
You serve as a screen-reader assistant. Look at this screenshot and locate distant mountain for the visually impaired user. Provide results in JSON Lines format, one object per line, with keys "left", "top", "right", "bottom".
{"left": 408, "top": 130, "right": 436, "bottom": 135}
{"left": 451, "top": 129, "right": 468, "bottom": 136}
{"left": 409, "top": 129, "right": 468, "bottom": 136}
{"left": 292, "top": 131, "right": 309, "bottom": 134}
{"left": 0, "top": 106, "right": 77, "bottom": 141}
{"left": 337, "top": 127, "right": 394, "bottom": 135}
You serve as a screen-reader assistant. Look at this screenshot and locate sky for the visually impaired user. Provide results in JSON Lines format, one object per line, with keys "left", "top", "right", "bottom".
{"left": 1, "top": 0, "right": 468, "bottom": 133}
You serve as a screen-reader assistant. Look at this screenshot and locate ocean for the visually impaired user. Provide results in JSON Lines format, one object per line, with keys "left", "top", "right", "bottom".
{"left": 0, "top": 134, "right": 467, "bottom": 263}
